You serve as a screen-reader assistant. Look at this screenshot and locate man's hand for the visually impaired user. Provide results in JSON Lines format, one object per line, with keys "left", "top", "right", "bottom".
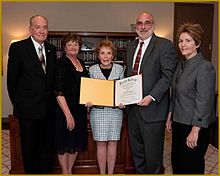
{"left": 137, "top": 95, "right": 153, "bottom": 106}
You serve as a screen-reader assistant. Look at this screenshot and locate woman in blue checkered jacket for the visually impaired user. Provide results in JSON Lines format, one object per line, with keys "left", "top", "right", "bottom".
{"left": 86, "top": 40, "right": 124, "bottom": 174}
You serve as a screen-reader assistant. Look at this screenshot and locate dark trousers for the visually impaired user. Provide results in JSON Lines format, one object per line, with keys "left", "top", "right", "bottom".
{"left": 128, "top": 106, "right": 165, "bottom": 174}
{"left": 171, "top": 121, "right": 210, "bottom": 174}
{"left": 18, "top": 117, "right": 54, "bottom": 174}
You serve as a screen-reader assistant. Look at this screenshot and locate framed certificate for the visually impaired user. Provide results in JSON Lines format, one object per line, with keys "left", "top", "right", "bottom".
{"left": 80, "top": 74, "right": 143, "bottom": 107}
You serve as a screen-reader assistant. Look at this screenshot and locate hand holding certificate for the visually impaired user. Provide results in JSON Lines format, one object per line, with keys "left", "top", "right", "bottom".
{"left": 80, "top": 74, "right": 143, "bottom": 107}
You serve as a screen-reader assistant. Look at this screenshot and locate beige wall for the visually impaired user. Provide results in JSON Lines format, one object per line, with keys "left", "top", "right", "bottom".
{"left": 2, "top": 2, "right": 218, "bottom": 118}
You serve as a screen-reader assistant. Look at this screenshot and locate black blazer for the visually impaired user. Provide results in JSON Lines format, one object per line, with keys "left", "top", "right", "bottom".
{"left": 126, "top": 34, "right": 178, "bottom": 122}
{"left": 7, "top": 37, "right": 57, "bottom": 119}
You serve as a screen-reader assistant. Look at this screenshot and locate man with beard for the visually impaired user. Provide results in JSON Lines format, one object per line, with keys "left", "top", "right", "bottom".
{"left": 125, "top": 12, "right": 178, "bottom": 173}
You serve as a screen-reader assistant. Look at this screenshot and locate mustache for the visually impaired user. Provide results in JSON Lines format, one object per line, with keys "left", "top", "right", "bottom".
{"left": 138, "top": 29, "right": 148, "bottom": 32}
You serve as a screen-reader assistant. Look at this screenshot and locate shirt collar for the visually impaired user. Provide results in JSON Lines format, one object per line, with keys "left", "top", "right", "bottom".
{"left": 138, "top": 35, "right": 152, "bottom": 45}
{"left": 31, "top": 36, "right": 44, "bottom": 49}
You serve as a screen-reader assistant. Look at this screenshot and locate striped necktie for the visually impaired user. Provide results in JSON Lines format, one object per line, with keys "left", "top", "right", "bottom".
{"left": 38, "top": 45, "right": 46, "bottom": 73}
{"left": 132, "top": 42, "right": 144, "bottom": 75}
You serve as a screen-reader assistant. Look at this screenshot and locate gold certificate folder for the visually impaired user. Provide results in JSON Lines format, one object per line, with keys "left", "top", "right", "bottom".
{"left": 80, "top": 77, "right": 115, "bottom": 107}
{"left": 80, "top": 74, "right": 143, "bottom": 107}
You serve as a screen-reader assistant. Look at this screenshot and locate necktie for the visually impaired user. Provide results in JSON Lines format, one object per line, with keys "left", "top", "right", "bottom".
{"left": 132, "top": 42, "right": 144, "bottom": 75}
{"left": 38, "top": 45, "right": 46, "bottom": 73}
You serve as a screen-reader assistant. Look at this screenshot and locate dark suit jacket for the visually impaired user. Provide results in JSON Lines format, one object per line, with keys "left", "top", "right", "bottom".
{"left": 7, "top": 37, "right": 57, "bottom": 119}
{"left": 126, "top": 33, "right": 178, "bottom": 122}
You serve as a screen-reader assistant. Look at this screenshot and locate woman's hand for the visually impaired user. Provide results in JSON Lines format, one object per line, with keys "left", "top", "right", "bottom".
{"left": 85, "top": 102, "right": 93, "bottom": 108}
{"left": 118, "top": 103, "right": 125, "bottom": 109}
{"left": 66, "top": 115, "right": 75, "bottom": 131}
{"left": 166, "top": 112, "right": 172, "bottom": 132}
{"left": 186, "top": 126, "right": 201, "bottom": 149}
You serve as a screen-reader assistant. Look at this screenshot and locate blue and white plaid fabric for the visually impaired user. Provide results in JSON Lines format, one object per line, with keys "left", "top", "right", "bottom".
{"left": 89, "top": 63, "right": 124, "bottom": 141}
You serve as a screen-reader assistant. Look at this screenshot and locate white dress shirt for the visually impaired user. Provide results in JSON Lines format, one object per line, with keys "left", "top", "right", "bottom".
{"left": 31, "top": 36, "right": 47, "bottom": 64}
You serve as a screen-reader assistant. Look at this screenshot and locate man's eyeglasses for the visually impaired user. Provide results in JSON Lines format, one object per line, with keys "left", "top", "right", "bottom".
{"left": 136, "top": 21, "right": 153, "bottom": 28}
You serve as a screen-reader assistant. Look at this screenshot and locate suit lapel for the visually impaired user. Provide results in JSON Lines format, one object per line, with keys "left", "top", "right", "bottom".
{"left": 26, "top": 37, "right": 46, "bottom": 76}
{"left": 45, "top": 42, "right": 53, "bottom": 75}
{"left": 127, "top": 40, "right": 139, "bottom": 75}
{"left": 140, "top": 34, "right": 157, "bottom": 73}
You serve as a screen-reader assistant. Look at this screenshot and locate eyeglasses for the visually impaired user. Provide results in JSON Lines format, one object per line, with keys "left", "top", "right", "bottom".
{"left": 136, "top": 21, "right": 153, "bottom": 28}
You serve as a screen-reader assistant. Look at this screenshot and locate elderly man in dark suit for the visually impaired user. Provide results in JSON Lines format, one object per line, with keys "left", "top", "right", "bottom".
{"left": 7, "top": 15, "right": 57, "bottom": 174}
{"left": 125, "top": 11, "right": 178, "bottom": 173}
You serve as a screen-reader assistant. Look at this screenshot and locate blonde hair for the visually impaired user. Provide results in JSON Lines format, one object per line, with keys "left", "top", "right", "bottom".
{"left": 96, "top": 40, "right": 116, "bottom": 57}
